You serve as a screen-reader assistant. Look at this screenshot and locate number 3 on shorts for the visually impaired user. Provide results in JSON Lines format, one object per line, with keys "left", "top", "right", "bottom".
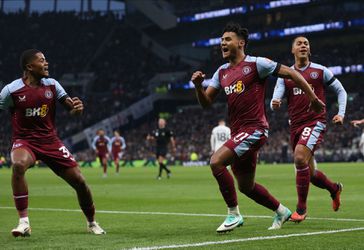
{"left": 59, "top": 146, "right": 71, "bottom": 158}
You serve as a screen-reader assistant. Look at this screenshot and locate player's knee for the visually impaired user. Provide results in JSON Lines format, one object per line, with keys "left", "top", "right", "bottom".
{"left": 294, "top": 153, "right": 308, "bottom": 167}
{"left": 12, "top": 160, "right": 28, "bottom": 176}
{"left": 209, "top": 155, "right": 224, "bottom": 170}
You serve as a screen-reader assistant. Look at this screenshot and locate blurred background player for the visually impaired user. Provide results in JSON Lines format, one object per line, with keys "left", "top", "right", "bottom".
{"left": 271, "top": 36, "right": 347, "bottom": 222}
{"left": 351, "top": 119, "right": 364, "bottom": 158}
{"left": 110, "top": 130, "right": 126, "bottom": 174}
{"left": 0, "top": 49, "right": 105, "bottom": 237}
{"left": 92, "top": 129, "right": 111, "bottom": 178}
{"left": 147, "top": 118, "right": 176, "bottom": 180}
{"left": 191, "top": 22, "right": 324, "bottom": 232}
{"left": 210, "top": 119, "right": 231, "bottom": 153}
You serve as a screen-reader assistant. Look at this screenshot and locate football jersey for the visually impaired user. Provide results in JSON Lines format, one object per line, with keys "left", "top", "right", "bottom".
{"left": 92, "top": 135, "right": 111, "bottom": 155}
{"left": 274, "top": 62, "right": 333, "bottom": 130}
{"left": 211, "top": 124, "right": 231, "bottom": 152}
{"left": 152, "top": 128, "right": 173, "bottom": 149}
{"left": 0, "top": 78, "right": 67, "bottom": 143}
{"left": 111, "top": 136, "right": 126, "bottom": 153}
{"left": 209, "top": 55, "right": 280, "bottom": 135}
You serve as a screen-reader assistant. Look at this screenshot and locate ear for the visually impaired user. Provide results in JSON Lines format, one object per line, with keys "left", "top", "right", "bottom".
{"left": 239, "top": 39, "right": 245, "bottom": 49}
{"left": 26, "top": 63, "right": 32, "bottom": 71}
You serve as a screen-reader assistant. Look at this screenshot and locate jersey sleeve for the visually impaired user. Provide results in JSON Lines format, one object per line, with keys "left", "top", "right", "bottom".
{"left": 54, "top": 80, "right": 68, "bottom": 100}
{"left": 91, "top": 136, "right": 98, "bottom": 150}
{"left": 169, "top": 129, "right": 174, "bottom": 138}
{"left": 328, "top": 79, "right": 347, "bottom": 117}
{"left": 0, "top": 85, "right": 13, "bottom": 110}
{"left": 322, "top": 67, "right": 336, "bottom": 85}
{"left": 323, "top": 67, "right": 347, "bottom": 117}
{"left": 270, "top": 78, "right": 286, "bottom": 110}
{"left": 256, "top": 57, "right": 280, "bottom": 79}
{"left": 209, "top": 67, "right": 222, "bottom": 89}
{"left": 210, "top": 128, "right": 216, "bottom": 151}
{"left": 121, "top": 137, "right": 126, "bottom": 149}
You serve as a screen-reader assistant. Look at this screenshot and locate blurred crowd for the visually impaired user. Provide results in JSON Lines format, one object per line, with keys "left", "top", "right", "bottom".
{"left": 0, "top": 10, "right": 363, "bottom": 167}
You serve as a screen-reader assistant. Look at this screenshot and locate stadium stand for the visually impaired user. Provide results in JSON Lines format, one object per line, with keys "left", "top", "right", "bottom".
{"left": 1, "top": 0, "right": 364, "bottom": 165}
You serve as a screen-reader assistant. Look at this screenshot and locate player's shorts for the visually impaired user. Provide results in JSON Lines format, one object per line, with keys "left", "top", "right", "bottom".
{"left": 156, "top": 147, "right": 167, "bottom": 158}
{"left": 224, "top": 128, "right": 268, "bottom": 175}
{"left": 112, "top": 151, "right": 123, "bottom": 160}
{"left": 11, "top": 138, "right": 78, "bottom": 172}
{"left": 97, "top": 153, "right": 108, "bottom": 161}
{"left": 291, "top": 121, "right": 326, "bottom": 153}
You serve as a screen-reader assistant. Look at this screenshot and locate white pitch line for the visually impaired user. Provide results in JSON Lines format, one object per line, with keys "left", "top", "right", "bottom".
{"left": 0, "top": 206, "right": 364, "bottom": 222}
{"left": 127, "top": 227, "right": 364, "bottom": 250}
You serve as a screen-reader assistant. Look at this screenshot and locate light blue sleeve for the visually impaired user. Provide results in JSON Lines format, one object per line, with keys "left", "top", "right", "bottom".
{"left": 91, "top": 136, "right": 98, "bottom": 150}
{"left": 121, "top": 137, "right": 126, "bottom": 149}
{"left": 328, "top": 79, "right": 347, "bottom": 117}
{"left": 322, "top": 67, "right": 335, "bottom": 84}
{"left": 209, "top": 67, "right": 221, "bottom": 89}
{"left": 270, "top": 78, "right": 286, "bottom": 110}
{"left": 54, "top": 80, "right": 68, "bottom": 100}
{"left": 256, "top": 57, "right": 279, "bottom": 79}
{"left": 0, "top": 85, "right": 13, "bottom": 110}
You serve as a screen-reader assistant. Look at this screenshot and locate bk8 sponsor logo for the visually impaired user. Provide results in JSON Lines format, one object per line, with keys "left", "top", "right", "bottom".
{"left": 293, "top": 84, "right": 314, "bottom": 96}
{"left": 25, "top": 104, "right": 49, "bottom": 117}
{"left": 224, "top": 80, "right": 245, "bottom": 95}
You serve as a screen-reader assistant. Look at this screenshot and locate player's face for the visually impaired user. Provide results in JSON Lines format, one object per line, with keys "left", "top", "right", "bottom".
{"left": 292, "top": 37, "right": 310, "bottom": 60}
{"left": 27, "top": 52, "right": 49, "bottom": 78}
{"left": 221, "top": 32, "right": 244, "bottom": 60}
{"left": 98, "top": 130, "right": 105, "bottom": 136}
{"left": 158, "top": 119, "right": 166, "bottom": 128}
{"left": 114, "top": 131, "right": 119, "bottom": 137}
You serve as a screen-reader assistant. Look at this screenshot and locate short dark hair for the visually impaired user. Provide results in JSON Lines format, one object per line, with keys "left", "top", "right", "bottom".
{"left": 20, "top": 49, "right": 41, "bottom": 71}
{"left": 222, "top": 22, "right": 249, "bottom": 50}
{"left": 292, "top": 36, "right": 308, "bottom": 45}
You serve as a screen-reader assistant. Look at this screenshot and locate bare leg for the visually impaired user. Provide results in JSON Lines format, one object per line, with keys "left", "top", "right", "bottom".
{"left": 53, "top": 166, "right": 95, "bottom": 222}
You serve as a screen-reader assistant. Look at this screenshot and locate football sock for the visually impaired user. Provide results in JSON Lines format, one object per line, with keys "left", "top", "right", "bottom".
{"left": 310, "top": 170, "right": 337, "bottom": 194}
{"left": 13, "top": 192, "right": 28, "bottom": 218}
{"left": 245, "top": 183, "right": 280, "bottom": 211}
{"left": 81, "top": 204, "right": 95, "bottom": 222}
{"left": 103, "top": 163, "right": 107, "bottom": 174}
{"left": 228, "top": 205, "right": 240, "bottom": 216}
{"left": 19, "top": 217, "right": 29, "bottom": 224}
{"left": 296, "top": 165, "right": 310, "bottom": 211}
{"left": 212, "top": 167, "right": 237, "bottom": 207}
{"left": 276, "top": 203, "right": 286, "bottom": 214}
{"left": 158, "top": 163, "right": 163, "bottom": 176}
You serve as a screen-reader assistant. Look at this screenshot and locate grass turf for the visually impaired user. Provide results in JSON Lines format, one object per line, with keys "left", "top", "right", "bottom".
{"left": 0, "top": 162, "right": 363, "bottom": 249}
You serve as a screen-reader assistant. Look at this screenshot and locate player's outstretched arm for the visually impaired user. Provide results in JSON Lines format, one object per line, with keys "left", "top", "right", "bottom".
{"left": 62, "top": 97, "right": 84, "bottom": 116}
{"left": 191, "top": 71, "right": 219, "bottom": 108}
{"left": 270, "top": 78, "right": 285, "bottom": 111}
{"left": 351, "top": 119, "right": 364, "bottom": 127}
{"left": 277, "top": 65, "right": 325, "bottom": 113}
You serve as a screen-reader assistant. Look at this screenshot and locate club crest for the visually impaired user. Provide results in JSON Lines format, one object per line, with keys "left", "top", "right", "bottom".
{"left": 45, "top": 90, "right": 53, "bottom": 99}
{"left": 310, "top": 71, "right": 319, "bottom": 79}
{"left": 242, "top": 66, "right": 252, "bottom": 75}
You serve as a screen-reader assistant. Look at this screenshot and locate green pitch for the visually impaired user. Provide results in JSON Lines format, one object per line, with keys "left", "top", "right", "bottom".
{"left": 1, "top": 162, "right": 363, "bottom": 250}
